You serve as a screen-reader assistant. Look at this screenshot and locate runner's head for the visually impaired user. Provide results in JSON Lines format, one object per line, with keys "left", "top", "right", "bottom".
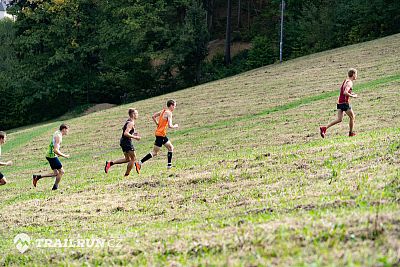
{"left": 59, "top": 124, "right": 69, "bottom": 136}
{"left": 128, "top": 108, "right": 138, "bottom": 119}
{"left": 166, "top": 100, "right": 176, "bottom": 111}
{"left": 0, "top": 131, "right": 6, "bottom": 145}
{"left": 348, "top": 68, "right": 357, "bottom": 80}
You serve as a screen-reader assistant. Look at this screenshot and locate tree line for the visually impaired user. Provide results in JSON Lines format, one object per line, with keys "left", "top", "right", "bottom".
{"left": 0, "top": 0, "right": 399, "bottom": 130}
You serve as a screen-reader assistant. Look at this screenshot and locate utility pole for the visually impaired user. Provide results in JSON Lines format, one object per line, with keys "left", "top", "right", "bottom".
{"left": 279, "top": 0, "right": 285, "bottom": 63}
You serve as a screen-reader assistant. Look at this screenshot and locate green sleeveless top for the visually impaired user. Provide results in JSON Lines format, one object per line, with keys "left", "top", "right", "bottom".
{"left": 46, "top": 131, "right": 62, "bottom": 158}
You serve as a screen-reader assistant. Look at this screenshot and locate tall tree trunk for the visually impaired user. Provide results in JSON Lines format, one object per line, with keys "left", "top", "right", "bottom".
{"left": 247, "top": 0, "right": 250, "bottom": 30}
{"left": 237, "top": 0, "right": 241, "bottom": 28}
{"left": 196, "top": 62, "right": 201, "bottom": 84}
{"left": 224, "top": 0, "right": 232, "bottom": 65}
{"left": 208, "top": 0, "right": 214, "bottom": 33}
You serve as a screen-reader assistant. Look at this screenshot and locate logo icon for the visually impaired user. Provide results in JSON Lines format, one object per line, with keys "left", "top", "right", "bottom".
{"left": 14, "top": 233, "right": 30, "bottom": 253}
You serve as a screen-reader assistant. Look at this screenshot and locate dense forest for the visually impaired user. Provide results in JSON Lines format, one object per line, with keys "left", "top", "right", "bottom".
{"left": 0, "top": 0, "right": 399, "bottom": 129}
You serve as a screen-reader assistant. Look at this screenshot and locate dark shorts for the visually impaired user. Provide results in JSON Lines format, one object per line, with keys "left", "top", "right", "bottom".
{"left": 46, "top": 157, "right": 63, "bottom": 170}
{"left": 155, "top": 136, "right": 169, "bottom": 147}
{"left": 337, "top": 103, "right": 351, "bottom": 111}
{"left": 120, "top": 138, "right": 135, "bottom": 153}
{"left": 0, "top": 172, "right": 4, "bottom": 179}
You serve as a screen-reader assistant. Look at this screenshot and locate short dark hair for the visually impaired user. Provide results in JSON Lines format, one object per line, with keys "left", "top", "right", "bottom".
{"left": 0, "top": 131, "right": 6, "bottom": 139}
{"left": 348, "top": 68, "right": 357, "bottom": 78}
{"left": 59, "top": 124, "right": 69, "bottom": 131}
{"left": 128, "top": 108, "right": 137, "bottom": 116}
{"left": 166, "top": 99, "right": 176, "bottom": 107}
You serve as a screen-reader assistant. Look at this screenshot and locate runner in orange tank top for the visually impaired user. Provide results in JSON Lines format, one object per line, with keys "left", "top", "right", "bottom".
{"left": 135, "top": 100, "right": 179, "bottom": 173}
{"left": 155, "top": 109, "right": 169, "bottom": 137}
{"left": 320, "top": 68, "right": 358, "bottom": 138}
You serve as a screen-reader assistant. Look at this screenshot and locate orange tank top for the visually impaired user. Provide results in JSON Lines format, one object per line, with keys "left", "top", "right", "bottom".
{"left": 155, "top": 110, "right": 168, "bottom": 137}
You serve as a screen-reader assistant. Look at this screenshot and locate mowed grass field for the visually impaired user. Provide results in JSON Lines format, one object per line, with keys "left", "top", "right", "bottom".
{"left": 1, "top": 34, "right": 399, "bottom": 266}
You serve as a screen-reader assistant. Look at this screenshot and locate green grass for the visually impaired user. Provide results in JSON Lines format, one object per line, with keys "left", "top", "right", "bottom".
{"left": 1, "top": 34, "right": 400, "bottom": 266}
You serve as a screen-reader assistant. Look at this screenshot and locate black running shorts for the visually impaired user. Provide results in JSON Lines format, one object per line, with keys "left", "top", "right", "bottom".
{"left": 154, "top": 136, "right": 169, "bottom": 147}
{"left": 120, "top": 138, "right": 135, "bottom": 153}
{"left": 46, "top": 157, "right": 63, "bottom": 170}
{"left": 337, "top": 103, "right": 351, "bottom": 111}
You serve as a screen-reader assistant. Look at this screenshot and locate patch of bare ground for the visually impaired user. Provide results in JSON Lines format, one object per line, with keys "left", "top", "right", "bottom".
{"left": 207, "top": 39, "right": 252, "bottom": 60}
{"left": 83, "top": 103, "right": 116, "bottom": 115}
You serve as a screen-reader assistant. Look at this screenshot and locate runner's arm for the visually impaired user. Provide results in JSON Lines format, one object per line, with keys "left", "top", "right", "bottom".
{"left": 344, "top": 82, "right": 358, "bottom": 98}
{"left": 124, "top": 122, "right": 140, "bottom": 140}
{"left": 152, "top": 111, "right": 161, "bottom": 125}
{"left": 167, "top": 112, "right": 178, "bottom": 129}
{"left": 53, "top": 136, "right": 69, "bottom": 158}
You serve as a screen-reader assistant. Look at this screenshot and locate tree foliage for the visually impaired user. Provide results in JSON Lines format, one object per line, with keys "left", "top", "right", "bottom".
{"left": 0, "top": 0, "right": 399, "bottom": 129}
{"left": 171, "top": 0, "right": 209, "bottom": 86}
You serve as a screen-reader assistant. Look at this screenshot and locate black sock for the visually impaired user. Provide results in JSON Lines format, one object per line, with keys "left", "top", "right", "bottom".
{"left": 110, "top": 161, "right": 114, "bottom": 166}
{"left": 52, "top": 184, "right": 58, "bottom": 190}
{"left": 167, "top": 152, "right": 173, "bottom": 166}
{"left": 141, "top": 153, "right": 153, "bottom": 164}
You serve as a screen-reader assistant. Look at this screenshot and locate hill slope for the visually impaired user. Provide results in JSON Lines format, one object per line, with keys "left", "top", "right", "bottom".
{"left": 1, "top": 34, "right": 399, "bottom": 266}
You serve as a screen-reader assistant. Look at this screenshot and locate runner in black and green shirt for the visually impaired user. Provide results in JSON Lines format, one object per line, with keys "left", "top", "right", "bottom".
{"left": 33, "top": 124, "right": 70, "bottom": 190}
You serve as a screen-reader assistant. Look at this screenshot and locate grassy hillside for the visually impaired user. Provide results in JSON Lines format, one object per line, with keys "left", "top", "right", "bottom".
{"left": 1, "top": 34, "right": 399, "bottom": 266}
